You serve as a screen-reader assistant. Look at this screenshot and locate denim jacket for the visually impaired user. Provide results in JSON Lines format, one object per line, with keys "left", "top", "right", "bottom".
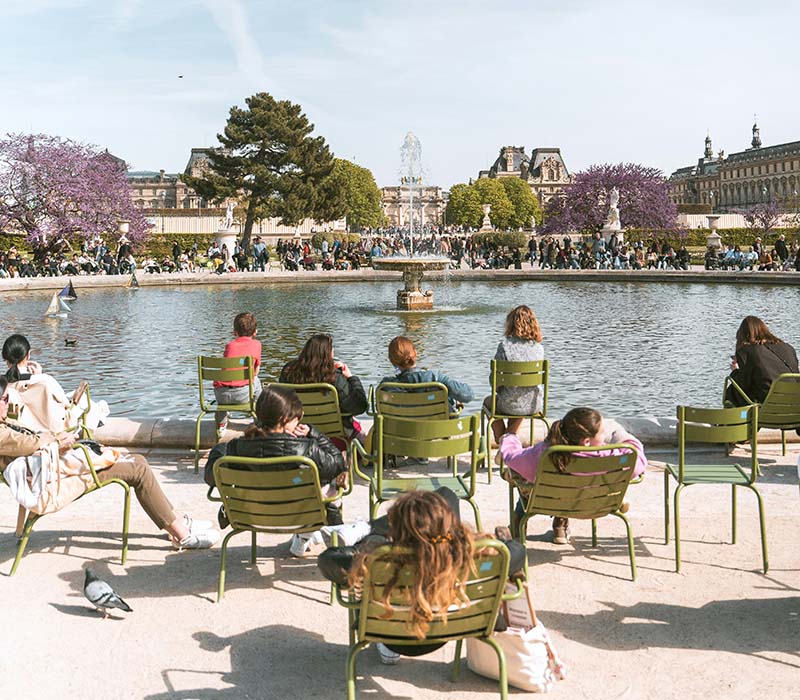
{"left": 381, "top": 367, "right": 474, "bottom": 409}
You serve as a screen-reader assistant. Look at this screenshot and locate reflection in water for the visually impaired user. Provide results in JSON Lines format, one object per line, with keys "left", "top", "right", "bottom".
{"left": 1, "top": 280, "right": 798, "bottom": 419}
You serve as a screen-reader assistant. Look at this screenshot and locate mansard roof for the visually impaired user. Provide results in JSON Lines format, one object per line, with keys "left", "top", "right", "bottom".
{"left": 489, "top": 146, "right": 529, "bottom": 175}
{"left": 724, "top": 140, "right": 800, "bottom": 165}
{"left": 528, "top": 148, "right": 569, "bottom": 178}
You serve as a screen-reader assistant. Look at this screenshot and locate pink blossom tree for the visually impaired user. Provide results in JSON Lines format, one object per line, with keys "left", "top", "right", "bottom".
{"left": 0, "top": 133, "right": 150, "bottom": 245}
{"left": 742, "top": 201, "right": 782, "bottom": 234}
{"left": 541, "top": 162, "right": 678, "bottom": 235}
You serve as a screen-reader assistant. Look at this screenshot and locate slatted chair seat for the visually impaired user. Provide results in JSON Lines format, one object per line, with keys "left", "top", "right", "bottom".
{"left": 352, "top": 414, "right": 486, "bottom": 530}
{"left": 509, "top": 443, "right": 640, "bottom": 580}
{"left": 334, "top": 539, "right": 523, "bottom": 700}
{"left": 664, "top": 404, "right": 767, "bottom": 573}
{"left": 481, "top": 359, "right": 550, "bottom": 482}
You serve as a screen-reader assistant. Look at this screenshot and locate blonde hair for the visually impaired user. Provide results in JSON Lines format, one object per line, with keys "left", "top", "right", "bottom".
{"left": 349, "top": 491, "right": 474, "bottom": 638}
{"left": 504, "top": 305, "right": 542, "bottom": 342}
{"left": 388, "top": 336, "right": 417, "bottom": 370}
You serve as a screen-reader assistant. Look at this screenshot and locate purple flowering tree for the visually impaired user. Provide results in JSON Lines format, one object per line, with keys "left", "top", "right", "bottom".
{"left": 0, "top": 133, "right": 150, "bottom": 245}
{"left": 742, "top": 201, "right": 781, "bottom": 234}
{"left": 541, "top": 162, "right": 678, "bottom": 235}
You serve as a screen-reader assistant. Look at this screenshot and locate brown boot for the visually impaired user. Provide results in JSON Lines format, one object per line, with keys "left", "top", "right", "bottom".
{"left": 552, "top": 517, "right": 570, "bottom": 545}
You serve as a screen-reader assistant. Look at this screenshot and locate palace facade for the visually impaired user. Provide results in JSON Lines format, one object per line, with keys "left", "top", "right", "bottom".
{"left": 127, "top": 148, "right": 214, "bottom": 209}
{"left": 668, "top": 123, "right": 800, "bottom": 212}
{"left": 477, "top": 145, "right": 573, "bottom": 204}
{"left": 381, "top": 185, "right": 447, "bottom": 227}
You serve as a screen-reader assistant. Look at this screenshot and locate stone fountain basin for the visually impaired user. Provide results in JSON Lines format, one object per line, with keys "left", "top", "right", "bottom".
{"left": 371, "top": 257, "right": 450, "bottom": 273}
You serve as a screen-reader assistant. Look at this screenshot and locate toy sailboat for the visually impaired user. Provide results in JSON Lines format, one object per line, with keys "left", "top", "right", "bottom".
{"left": 127, "top": 271, "right": 140, "bottom": 290}
{"left": 45, "top": 292, "right": 71, "bottom": 318}
{"left": 58, "top": 280, "right": 77, "bottom": 300}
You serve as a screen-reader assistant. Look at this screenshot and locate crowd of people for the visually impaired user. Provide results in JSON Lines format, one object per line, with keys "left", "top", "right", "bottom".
{"left": 704, "top": 234, "right": 800, "bottom": 271}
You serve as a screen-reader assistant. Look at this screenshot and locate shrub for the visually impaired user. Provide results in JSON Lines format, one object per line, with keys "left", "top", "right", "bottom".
{"left": 472, "top": 231, "right": 529, "bottom": 248}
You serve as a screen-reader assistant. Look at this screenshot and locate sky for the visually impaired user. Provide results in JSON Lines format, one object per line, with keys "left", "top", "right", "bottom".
{"left": 2, "top": 0, "right": 798, "bottom": 189}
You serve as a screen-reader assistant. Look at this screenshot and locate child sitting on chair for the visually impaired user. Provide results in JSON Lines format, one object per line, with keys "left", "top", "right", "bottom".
{"left": 213, "top": 312, "right": 262, "bottom": 434}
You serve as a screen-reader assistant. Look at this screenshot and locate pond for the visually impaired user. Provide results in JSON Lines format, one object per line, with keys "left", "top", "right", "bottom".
{"left": 1, "top": 279, "right": 798, "bottom": 419}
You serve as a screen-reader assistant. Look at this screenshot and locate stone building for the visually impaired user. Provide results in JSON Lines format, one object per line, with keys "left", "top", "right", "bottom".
{"left": 381, "top": 185, "right": 447, "bottom": 227}
{"left": 127, "top": 148, "right": 213, "bottom": 209}
{"left": 477, "top": 145, "right": 573, "bottom": 205}
{"left": 668, "top": 123, "right": 800, "bottom": 212}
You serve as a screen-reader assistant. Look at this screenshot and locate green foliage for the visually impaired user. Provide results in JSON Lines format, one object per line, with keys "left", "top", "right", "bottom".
{"left": 472, "top": 179, "right": 515, "bottom": 229}
{"left": 501, "top": 177, "right": 542, "bottom": 228}
{"left": 183, "top": 92, "right": 338, "bottom": 252}
{"left": 445, "top": 183, "right": 483, "bottom": 228}
{"left": 324, "top": 159, "right": 384, "bottom": 231}
{"left": 626, "top": 227, "right": 800, "bottom": 248}
{"left": 472, "top": 231, "right": 529, "bottom": 248}
{"left": 309, "top": 231, "right": 361, "bottom": 250}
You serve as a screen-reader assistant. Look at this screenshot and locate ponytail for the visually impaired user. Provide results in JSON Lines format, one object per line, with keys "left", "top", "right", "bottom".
{"left": 546, "top": 407, "right": 602, "bottom": 473}
{"left": 2, "top": 334, "right": 31, "bottom": 383}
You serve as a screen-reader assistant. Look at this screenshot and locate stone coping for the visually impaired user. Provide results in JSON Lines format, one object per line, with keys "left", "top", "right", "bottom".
{"left": 2, "top": 265, "right": 799, "bottom": 294}
{"left": 94, "top": 414, "right": 797, "bottom": 450}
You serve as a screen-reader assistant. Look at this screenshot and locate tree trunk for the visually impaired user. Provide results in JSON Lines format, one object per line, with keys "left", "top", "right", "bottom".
{"left": 242, "top": 198, "right": 258, "bottom": 255}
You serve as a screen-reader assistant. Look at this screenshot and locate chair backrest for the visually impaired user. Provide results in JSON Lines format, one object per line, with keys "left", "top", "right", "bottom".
{"left": 527, "top": 443, "right": 639, "bottom": 520}
{"left": 676, "top": 404, "right": 758, "bottom": 481}
{"left": 356, "top": 538, "right": 510, "bottom": 644}
{"left": 375, "top": 381, "right": 450, "bottom": 420}
{"left": 213, "top": 455, "right": 328, "bottom": 534}
{"left": 488, "top": 359, "right": 549, "bottom": 416}
{"left": 197, "top": 355, "right": 255, "bottom": 412}
{"left": 271, "top": 382, "right": 345, "bottom": 440}
{"left": 758, "top": 373, "right": 800, "bottom": 429}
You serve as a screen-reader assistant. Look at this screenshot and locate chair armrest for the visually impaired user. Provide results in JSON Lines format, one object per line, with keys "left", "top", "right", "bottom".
{"left": 366, "top": 385, "right": 376, "bottom": 417}
{"left": 75, "top": 443, "right": 103, "bottom": 489}
{"left": 206, "top": 485, "right": 222, "bottom": 503}
{"left": 350, "top": 439, "right": 374, "bottom": 482}
{"left": 723, "top": 376, "right": 753, "bottom": 405}
{"left": 502, "top": 577, "right": 525, "bottom": 602}
{"left": 322, "top": 485, "right": 346, "bottom": 504}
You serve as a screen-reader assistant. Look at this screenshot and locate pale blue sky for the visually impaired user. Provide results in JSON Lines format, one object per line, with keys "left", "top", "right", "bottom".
{"left": 2, "top": 0, "right": 797, "bottom": 188}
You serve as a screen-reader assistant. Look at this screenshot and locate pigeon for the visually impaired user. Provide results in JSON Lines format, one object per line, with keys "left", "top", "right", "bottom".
{"left": 83, "top": 569, "right": 132, "bottom": 618}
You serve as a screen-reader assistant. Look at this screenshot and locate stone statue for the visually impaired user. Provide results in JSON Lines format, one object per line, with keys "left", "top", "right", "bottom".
{"left": 222, "top": 201, "right": 236, "bottom": 230}
{"left": 603, "top": 187, "right": 621, "bottom": 231}
{"left": 480, "top": 203, "right": 493, "bottom": 232}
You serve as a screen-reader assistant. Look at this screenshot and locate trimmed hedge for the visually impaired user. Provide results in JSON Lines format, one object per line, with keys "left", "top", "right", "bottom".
{"left": 309, "top": 232, "right": 361, "bottom": 249}
{"left": 626, "top": 227, "right": 800, "bottom": 248}
{"left": 471, "top": 231, "right": 529, "bottom": 248}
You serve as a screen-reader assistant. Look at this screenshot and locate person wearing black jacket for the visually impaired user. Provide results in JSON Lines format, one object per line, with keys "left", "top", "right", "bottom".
{"left": 204, "top": 385, "right": 347, "bottom": 526}
{"left": 725, "top": 316, "right": 799, "bottom": 406}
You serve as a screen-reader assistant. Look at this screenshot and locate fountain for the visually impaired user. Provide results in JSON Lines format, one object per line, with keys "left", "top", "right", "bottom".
{"left": 371, "top": 132, "right": 450, "bottom": 311}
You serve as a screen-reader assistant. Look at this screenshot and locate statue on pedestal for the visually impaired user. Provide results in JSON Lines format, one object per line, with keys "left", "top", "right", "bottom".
{"left": 480, "top": 203, "right": 493, "bottom": 232}
{"left": 603, "top": 187, "right": 621, "bottom": 231}
{"left": 222, "top": 201, "right": 236, "bottom": 231}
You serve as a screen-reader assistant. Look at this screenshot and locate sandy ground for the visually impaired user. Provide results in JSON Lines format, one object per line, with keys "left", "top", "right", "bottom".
{"left": 1, "top": 443, "right": 798, "bottom": 700}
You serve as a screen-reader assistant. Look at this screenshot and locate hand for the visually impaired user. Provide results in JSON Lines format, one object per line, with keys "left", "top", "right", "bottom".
{"left": 56, "top": 432, "right": 77, "bottom": 453}
{"left": 334, "top": 471, "right": 349, "bottom": 489}
{"left": 729, "top": 356, "right": 739, "bottom": 371}
{"left": 289, "top": 423, "right": 310, "bottom": 437}
{"left": 334, "top": 360, "right": 351, "bottom": 378}
{"left": 26, "top": 360, "right": 42, "bottom": 375}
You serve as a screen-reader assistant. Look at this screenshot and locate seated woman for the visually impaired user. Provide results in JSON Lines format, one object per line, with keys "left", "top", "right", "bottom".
{"left": 317, "top": 488, "right": 526, "bottom": 665}
{"left": 499, "top": 407, "right": 647, "bottom": 545}
{"left": 484, "top": 305, "right": 545, "bottom": 446}
{"left": 725, "top": 315, "right": 799, "bottom": 407}
{"left": 203, "top": 385, "right": 347, "bottom": 553}
{"left": 3, "top": 334, "right": 109, "bottom": 433}
{"left": 381, "top": 336, "right": 474, "bottom": 411}
{"left": 0, "top": 377, "right": 218, "bottom": 549}
{"left": 279, "top": 333, "right": 368, "bottom": 445}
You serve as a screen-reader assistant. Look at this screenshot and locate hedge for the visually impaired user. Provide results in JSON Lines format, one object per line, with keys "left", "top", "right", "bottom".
{"left": 625, "top": 228, "right": 800, "bottom": 248}
{"left": 309, "top": 231, "right": 361, "bottom": 249}
{"left": 471, "top": 231, "right": 529, "bottom": 248}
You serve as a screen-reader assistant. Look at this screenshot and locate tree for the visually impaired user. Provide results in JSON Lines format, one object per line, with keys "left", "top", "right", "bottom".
{"left": 325, "top": 159, "right": 384, "bottom": 231}
{"left": 445, "top": 183, "right": 483, "bottom": 228}
{"left": 184, "top": 92, "right": 337, "bottom": 252}
{"left": 501, "top": 177, "right": 542, "bottom": 229}
{"left": 742, "top": 201, "right": 781, "bottom": 234}
{"left": 472, "top": 178, "right": 515, "bottom": 229}
{"left": 541, "top": 163, "right": 677, "bottom": 235}
{"left": 0, "top": 133, "right": 149, "bottom": 244}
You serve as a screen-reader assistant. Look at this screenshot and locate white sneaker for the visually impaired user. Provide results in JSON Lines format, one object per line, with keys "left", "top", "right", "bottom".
{"left": 183, "top": 514, "right": 214, "bottom": 535}
{"left": 289, "top": 531, "right": 325, "bottom": 558}
{"left": 377, "top": 643, "right": 400, "bottom": 665}
{"left": 177, "top": 529, "right": 220, "bottom": 550}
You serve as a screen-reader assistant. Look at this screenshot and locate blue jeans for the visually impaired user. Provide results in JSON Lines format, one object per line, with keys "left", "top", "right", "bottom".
{"left": 213, "top": 383, "right": 262, "bottom": 425}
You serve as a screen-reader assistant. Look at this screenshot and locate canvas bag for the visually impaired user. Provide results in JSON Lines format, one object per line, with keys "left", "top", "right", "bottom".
{"left": 466, "top": 581, "right": 566, "bottom": 692}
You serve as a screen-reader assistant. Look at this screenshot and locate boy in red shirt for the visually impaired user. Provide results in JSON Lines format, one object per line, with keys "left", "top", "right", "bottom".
{"left": 213, "top": 312, "right": 262, "bottom": 433}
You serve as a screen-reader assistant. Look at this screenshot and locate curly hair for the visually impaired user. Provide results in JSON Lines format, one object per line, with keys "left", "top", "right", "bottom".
{"left": 348, "top": 491, "right": 475, "bottom": 639}
{"left": 504, "top": 305, "right": 542, "bottom": 342}
{"left": 282, "top": 334, "right": 336, "bottom": 384}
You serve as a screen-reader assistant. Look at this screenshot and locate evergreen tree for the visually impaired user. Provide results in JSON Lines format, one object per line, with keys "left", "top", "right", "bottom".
{"left": 185, "top": 92, "right": 337, "bottom": 252}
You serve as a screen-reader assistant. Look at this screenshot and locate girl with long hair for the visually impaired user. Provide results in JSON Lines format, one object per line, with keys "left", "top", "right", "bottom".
{"left": 725, "top": 316, "right": 798, "bottom": 406}
{"left": 499, "top": 407, "right": 647, "bottom": 545}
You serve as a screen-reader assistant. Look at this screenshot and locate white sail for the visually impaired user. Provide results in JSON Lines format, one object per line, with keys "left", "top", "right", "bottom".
{"left": 58, "top": 297, "right": 72, "bottom": 313}
{"left": 45, "top": 293, "right": 67, "bottom": 317}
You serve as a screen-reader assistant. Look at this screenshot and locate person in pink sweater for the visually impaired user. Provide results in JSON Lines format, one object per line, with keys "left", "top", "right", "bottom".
{"left": 499, "top": 406, "right": 647, "bottom": 544}
{"left": 213, "top": 312, "right": 262, "bottom": 432}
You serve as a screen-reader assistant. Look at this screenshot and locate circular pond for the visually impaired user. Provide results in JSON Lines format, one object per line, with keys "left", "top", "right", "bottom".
{"left": 1, "top": 279, "right": 798, "bottom": 419}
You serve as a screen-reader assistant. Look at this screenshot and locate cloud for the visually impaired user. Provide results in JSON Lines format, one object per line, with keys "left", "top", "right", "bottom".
{"left": 201, "top": 0, "right": 268, "bottom": 88}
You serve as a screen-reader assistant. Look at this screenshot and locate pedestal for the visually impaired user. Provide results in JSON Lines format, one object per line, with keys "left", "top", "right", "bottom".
{"left": 397, "top": 289, "right": 434, "bottom": 311}
{"left": 216, "top": 228, "right": 237, "bottom": 252}
{"left": 601, "top": 226, "right": 624, "bottom": 245}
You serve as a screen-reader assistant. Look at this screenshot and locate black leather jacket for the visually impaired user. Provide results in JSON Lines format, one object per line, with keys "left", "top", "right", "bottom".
{"left": 203, "top": 426, "right": 346, "bottom": 487}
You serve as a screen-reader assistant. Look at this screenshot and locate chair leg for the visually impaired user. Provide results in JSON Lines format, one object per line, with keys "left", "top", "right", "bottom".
{"left": 663, "top": 470, "right": 670, "bottom": 545}
{"left": 481, "top": 636, "right": 509, "bottom": 700}
{"left": 781, "top": 430, "right": 786, "bottom": 456}
{"left": 747, "top": 485, "right": 769, "bottom": 574}
{"left": 591, "top": 519, "right": 598, "bottom": 548}
{"left": 15, "top": 505, "right": 27, "bottom": 537}
{"left": 251, "top": 531, "right": 257, "bottom": 565}
{"left": 731, "top": 484, "right": 737, "bottom": 544}
{"left": 121, "top": 482, "right": 131, "bottom": 565}
{"left": 673, "top": 484, "right": 685, "bottom": 573}
{"left": 611, "top": 511, "right": 637, "bottom": 581}
{"left": 465, "top": 497, "right": 482, "bottom": 532}
{"left": 346, "top": 642, "right": 368, "bottom": 700}
{"left": 9, "top": 513, "right": 39, "bottom": 576}
{"left": 507, "top": 483, "right": 516, "bottom": 535}
{"left": 217, "top": 529, "right": 241, "bottom": 602}
{"left": 517, "top": 513, "right": 530, "bottom": 545}
{"left": 451, "top": 639, "right": 463, "bottom": 682}
{"left": 193, "top": 411, "right": 206, "bottom": 474}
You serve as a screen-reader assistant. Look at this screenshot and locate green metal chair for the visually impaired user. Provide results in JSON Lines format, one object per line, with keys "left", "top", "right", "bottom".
{"left": 334, "top": 538, "right": 523, "bottom": 700}
{"left": 1, "top": 443, "right": 130, "bottom": 576}
{"left": 212, "top": 454, "right": 345, "bottom": 602}
{"left": 370, "top": 380, "right": 454, "bottom": 419}
{"left": 271, "top": 381, "right": 349, "bottom": 443}
{"left": 352, "top": 413, "right": 486, "bottom": 529}
{"left": 481, "top": 359, "right": 550, "bottom": 482}
{"left": 664, "top": 404, "right": 767, "bottom": 573}
{"left": 724, "top": 373, "right": 800, "bottom": 455}
{"left": 193, "top": 355, "right": 258, "bottom": 472}
{"left": 508, "top": 443, "right": 640, "bottom": 580}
